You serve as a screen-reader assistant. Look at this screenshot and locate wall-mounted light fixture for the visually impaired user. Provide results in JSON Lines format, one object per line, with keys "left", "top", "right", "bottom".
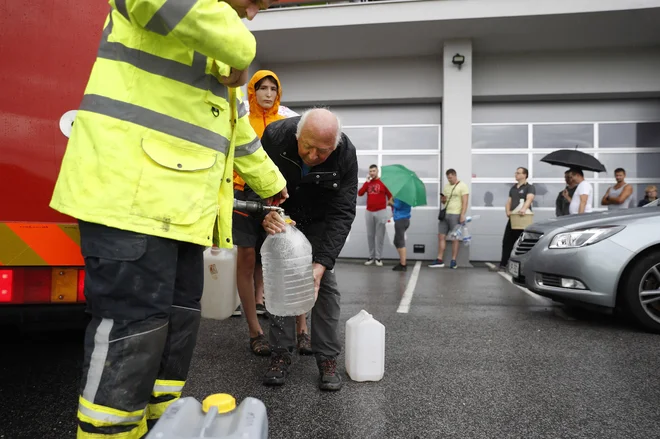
{"left": 452, "top": 53, "right": 465, "bottom": 70}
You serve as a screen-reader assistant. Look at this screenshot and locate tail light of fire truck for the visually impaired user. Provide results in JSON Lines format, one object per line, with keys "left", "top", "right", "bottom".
{"left": 0, "top": 268, "right": 85, "bottom": 304}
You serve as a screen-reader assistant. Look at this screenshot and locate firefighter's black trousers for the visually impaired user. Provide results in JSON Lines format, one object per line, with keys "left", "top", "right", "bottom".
{"left": 76, "top": 221, "right": 204, "bottom": 439}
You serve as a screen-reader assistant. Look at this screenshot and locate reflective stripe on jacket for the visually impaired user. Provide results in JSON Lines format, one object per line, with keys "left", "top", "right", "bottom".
{"left": 50, "top": 1, "right": 286, "bottom": 248}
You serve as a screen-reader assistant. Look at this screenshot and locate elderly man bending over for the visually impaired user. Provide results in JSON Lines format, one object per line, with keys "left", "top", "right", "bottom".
{"left": 259, "top": 109, "right": 358, "bottom": 391}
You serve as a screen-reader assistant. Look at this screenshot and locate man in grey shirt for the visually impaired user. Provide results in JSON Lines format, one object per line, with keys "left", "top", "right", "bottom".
{"left": 601, "top": 167, "right": 633, "bottom": 210}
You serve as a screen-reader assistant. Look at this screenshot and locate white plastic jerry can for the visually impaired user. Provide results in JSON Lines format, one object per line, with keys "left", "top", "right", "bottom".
{"left": 201, "top": 246, "right": 240, "bottom": 320}
{"left": 345, "top": 310, "right": 385, "bottom": 382}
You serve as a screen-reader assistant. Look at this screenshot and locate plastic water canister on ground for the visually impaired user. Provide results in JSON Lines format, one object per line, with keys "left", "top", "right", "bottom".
{"left": 345, "top": 310, "right": 385, "bottom": 382}
{"left": 201, "top": 246, "right": 240, "bottom": 320}
{"left": 145, "top": 393, "right": 268, "bottom": 439}
{"left": 260, "top": 220, "right": 315, "bottom": 317}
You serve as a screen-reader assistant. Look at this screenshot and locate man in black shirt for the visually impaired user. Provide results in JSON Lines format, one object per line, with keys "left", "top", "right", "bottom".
{"left": 555, "top": 170, "right": 577, "bottom": 216}
{"left": 497, "top": 167, "right": 535, "bottom": 270}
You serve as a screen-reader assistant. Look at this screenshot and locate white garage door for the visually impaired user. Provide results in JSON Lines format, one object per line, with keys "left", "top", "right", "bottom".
{"left": 470, "top": 99, "right": 660, "bottom": 262}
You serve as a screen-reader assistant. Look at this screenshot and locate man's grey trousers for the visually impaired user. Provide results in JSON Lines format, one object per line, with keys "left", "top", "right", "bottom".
{"left": 365, "top": 209, "right": 389, "bottom": 260}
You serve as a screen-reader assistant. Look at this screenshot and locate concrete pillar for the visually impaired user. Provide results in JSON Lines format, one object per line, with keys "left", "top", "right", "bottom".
{"left": 441, "top": 40, "right": 473, "bottom": 267}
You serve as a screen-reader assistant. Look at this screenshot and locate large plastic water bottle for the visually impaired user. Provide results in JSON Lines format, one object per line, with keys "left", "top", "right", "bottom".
{"left": 450, "top": 223, "right": 463, "bottom": 240}
{"left": 462, "top": 226, "right": 472, "bottom": 246}
{"left": 345, "top": 310, "right": 385, "bottom": 382}
{"left": 450, "top": 216, "right": 478, "bottom": 242}
{"left": 145, "top": 393, "right": 268, "bottom": 439}
{"left": 260, "top": 216, "right": 315, "bottom": 317}
{"left": 201, "top": 246, "right": 240, "bottom": 320}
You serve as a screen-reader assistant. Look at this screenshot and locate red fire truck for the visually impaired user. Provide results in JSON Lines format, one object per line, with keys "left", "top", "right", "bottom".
{"left": 0, "top": 1, "right": 109, "bottom": 327}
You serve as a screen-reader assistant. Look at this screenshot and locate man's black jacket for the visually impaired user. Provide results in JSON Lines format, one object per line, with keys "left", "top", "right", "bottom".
{"left": 555, "top": 185, "right": 577, "bottom": 217}
{"left": 260, "top": 116, "right": 358, "bottom": 270}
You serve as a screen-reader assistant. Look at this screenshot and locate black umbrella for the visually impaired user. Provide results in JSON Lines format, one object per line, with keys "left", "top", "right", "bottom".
{"left": 540, "top": 149, "right": 606, "bottom": 173}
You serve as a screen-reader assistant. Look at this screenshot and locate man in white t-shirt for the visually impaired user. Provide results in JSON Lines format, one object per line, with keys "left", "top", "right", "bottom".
{"left": 566, "top": 168, "right": 594, "bottom": 215}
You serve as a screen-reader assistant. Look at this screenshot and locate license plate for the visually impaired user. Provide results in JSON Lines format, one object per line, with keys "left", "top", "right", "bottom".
{"left": 508, "top": 261, "right": 520, "bottom": 278}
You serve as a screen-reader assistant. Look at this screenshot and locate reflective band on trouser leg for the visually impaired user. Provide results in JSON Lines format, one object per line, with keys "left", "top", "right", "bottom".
{"left": 147, "top": 379, "right": 185, "bottom": 420}
{"left": 77, "top": 396, "right": 147, "bottom": 439}
{"left": 152, "top": 379, "right": 185, "bottom": 394}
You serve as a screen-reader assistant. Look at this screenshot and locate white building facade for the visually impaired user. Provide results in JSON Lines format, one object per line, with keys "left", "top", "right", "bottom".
{"left": 246, "top": 0, "right": 660, "bottom": 264}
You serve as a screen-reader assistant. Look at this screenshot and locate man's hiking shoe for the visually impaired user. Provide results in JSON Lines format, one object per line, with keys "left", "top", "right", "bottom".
{"left": 317, "top": 357, "right": 343, "bottom": 391}
{"left": 263, "top": 353, "right": 291, "bottom": 386}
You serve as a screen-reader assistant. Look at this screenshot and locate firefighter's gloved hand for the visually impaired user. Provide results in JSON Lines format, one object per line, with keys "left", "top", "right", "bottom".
{"left": 219, "top": 68, "right": 249, "bottom": 88}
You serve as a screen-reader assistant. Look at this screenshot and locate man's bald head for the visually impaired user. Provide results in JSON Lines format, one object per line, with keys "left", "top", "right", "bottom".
{"left": 296, "top": 108, "right": 343, "bottom": 167}
{"left": 296, "top": 109, "right": 342, "bottom": 146}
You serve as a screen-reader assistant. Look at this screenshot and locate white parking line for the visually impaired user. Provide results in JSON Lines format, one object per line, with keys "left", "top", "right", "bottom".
{"left": 396, "top": 261, "right": 422, "bottom": 314}
{"left": 485, "top": 262, "right": 552, "bottom": 305}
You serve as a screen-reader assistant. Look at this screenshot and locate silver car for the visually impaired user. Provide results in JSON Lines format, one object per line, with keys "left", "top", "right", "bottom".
{"left": 508, "top": 201, "right": 660, "bottom": 333}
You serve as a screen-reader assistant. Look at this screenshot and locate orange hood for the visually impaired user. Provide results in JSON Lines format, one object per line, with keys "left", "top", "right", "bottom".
{"left": 234, "top": 70, "right": 288, "bottom": 191}
{"left": 247, "top": 70, "right": 286, "bottom": 138}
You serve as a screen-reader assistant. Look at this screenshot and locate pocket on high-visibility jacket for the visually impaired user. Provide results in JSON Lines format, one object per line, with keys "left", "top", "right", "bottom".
{"left": 131, "top": 137, "right": 218, "bottom": 226}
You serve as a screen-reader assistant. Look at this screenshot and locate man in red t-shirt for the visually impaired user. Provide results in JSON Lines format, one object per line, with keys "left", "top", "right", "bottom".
{"left": 358, "top": 164, "right": 392, "bottom": 266}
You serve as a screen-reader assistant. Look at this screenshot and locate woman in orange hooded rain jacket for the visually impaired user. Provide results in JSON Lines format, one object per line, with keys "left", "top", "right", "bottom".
{"left": 232, "top": 70, "right": 311, "bottom": 356}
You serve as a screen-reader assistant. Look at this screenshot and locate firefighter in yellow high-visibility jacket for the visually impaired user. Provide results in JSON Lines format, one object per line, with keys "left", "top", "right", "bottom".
{"left": 49, "top": 1, "right": 287, "bottom": 437}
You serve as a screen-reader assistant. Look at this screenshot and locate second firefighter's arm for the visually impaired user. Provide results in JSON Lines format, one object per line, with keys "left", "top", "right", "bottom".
{"left": 111, "top": 0, "right": 256, "bottom": 70}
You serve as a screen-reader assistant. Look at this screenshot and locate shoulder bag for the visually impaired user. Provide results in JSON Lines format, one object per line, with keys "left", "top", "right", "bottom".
{"left": 438, "top": 183, "right": 458, "bottom": 221}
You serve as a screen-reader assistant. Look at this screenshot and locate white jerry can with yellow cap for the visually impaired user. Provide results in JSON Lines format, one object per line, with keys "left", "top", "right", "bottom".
{"left": 145, "top": 393, "right": 268, "bottom": 439}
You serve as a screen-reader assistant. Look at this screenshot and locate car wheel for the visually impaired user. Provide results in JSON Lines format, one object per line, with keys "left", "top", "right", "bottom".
{"left": 621, "top": 250, "right": 660, "bottom": 333}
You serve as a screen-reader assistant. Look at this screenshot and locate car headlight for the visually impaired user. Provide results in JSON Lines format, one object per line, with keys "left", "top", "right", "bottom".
{"left": 549, "top": 226, "right": 625, "bottom": 249}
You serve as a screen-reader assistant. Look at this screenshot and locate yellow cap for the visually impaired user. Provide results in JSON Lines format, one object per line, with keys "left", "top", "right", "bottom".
{"left": 202, "top": 394, "right": 236, "bottom": 414}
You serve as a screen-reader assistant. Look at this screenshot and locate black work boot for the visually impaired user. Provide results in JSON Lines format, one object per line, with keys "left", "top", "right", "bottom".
{"left": 317, "top": 356, "right": 343, "bottom": 391}
{"left": 263, "top": 352, "right": 292, "bottom": 386}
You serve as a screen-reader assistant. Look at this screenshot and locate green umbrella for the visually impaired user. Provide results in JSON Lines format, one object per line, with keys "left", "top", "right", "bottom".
{"left": 380, "top": 164, "right": 427, "bottom": 207}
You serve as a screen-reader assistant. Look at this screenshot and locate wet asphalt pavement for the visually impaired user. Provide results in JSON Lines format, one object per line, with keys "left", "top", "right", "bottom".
{"left": 1, "top": 261, "right": 659, "bottom": 439}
